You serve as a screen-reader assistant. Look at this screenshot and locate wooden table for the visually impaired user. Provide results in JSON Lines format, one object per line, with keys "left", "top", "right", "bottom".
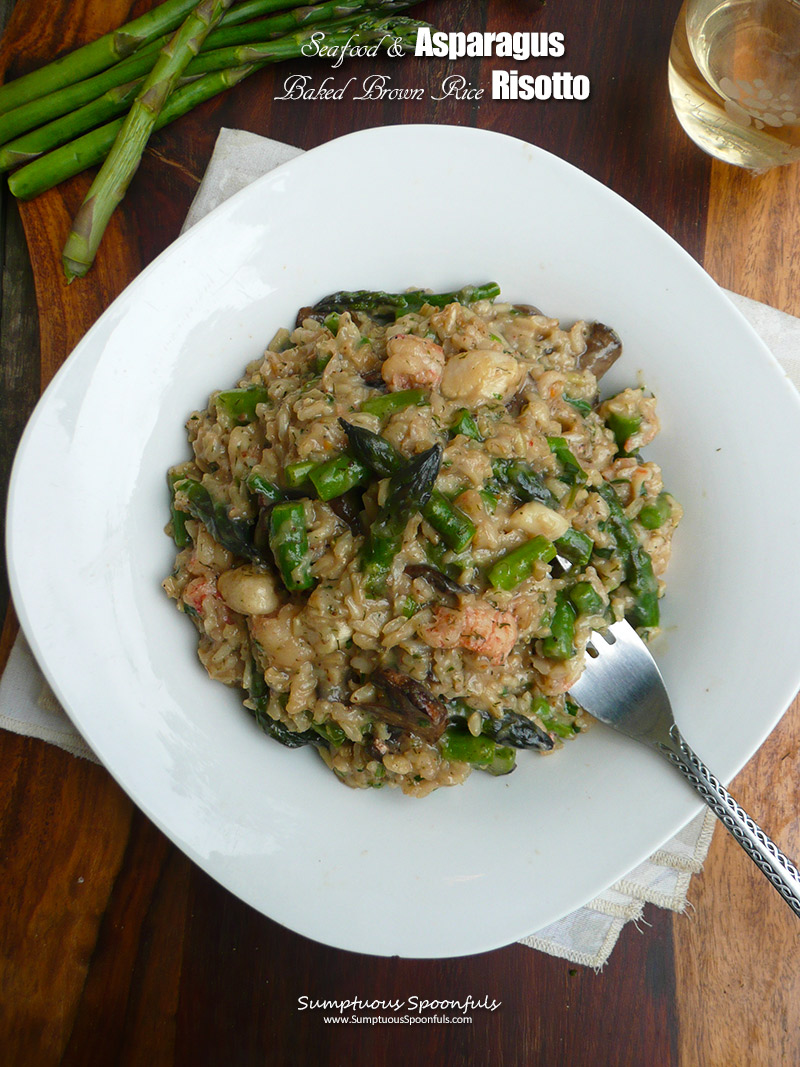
{"left": 1, "top": 2, "right": 799, "bottom": 1063}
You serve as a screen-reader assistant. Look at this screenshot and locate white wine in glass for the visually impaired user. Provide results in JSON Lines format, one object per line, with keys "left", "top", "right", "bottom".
{"left": 668, "top": 0, "right": 800, "bottom": 170}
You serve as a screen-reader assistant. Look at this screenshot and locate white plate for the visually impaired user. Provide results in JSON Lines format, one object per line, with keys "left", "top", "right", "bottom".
{"left": 8, "top": 125, "right": 800, "bottom": 958}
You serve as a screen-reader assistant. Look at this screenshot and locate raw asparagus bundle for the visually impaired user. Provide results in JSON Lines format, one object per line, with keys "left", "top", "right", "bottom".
{"left": 0, "top": 0, "right": 204, "bottom": 113}
{"left": 0, "top": 0, "right": 416, "bottom": 155}
{"left": 62, "top": 0, "right": 237, "bottom": 280}
{"left": 0, "top": 0, "right": 333, "bottom": 114}
{"left": 8, "top": 15, "right": 425, "bottom": 201}
{"left": 0, "top": 0, "right": 431, "bottom": 277}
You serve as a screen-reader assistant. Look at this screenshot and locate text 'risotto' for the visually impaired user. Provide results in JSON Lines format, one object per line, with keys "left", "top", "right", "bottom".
{"left": 164, "top": 284, "right": 681, "bottom": 796}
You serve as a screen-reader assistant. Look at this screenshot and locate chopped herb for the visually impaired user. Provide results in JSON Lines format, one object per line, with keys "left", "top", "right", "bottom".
{"left": 401, "top": 596, "right": 419, "bottom": 618}
{"left": 565, "top": 396, "right": 592, "bottom": 416}
{"left": 479, "top": 489, "right": 497, "bottom": 514}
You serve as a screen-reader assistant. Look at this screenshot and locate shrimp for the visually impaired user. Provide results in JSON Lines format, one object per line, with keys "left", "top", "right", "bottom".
{"left": 418, "top": 603, "right": 518, "bottom": 665}
{"left": 182, "top": 574, "right": 218, "bottom": 616}
{"left": 535, "top": 369, "right": 568, "bottom": 402}
{"left": 381, "top": 334, "right": 445, "bottom": 391}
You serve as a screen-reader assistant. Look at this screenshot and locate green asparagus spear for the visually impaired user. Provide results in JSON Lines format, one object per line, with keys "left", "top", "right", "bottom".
{"left": 9, "top": 16, "right": 427, "bottom": 201}
{"left": 568, "top": 580, "right": 605, "bottom": 616}
{"left": 418, "top": 491, "right": 475, "bottom": 553}
{"left": 339, "top": 420, "right": 399, "bottom": 476}
{"left": 340, "top": 420, "right": 475, "bottom": 551}
{"left": 167, "top": 471, "right": 192, "bottom": 548}
{"left": 490, "top": 458, "right": 559, "bottom": 508}
{"left": 479, "top": 489, "right": 497, "bottom": 513}
{"left": 488, "top": 536, "right": 556, "bottom": 591}
{"left": 606, "top": 411, "right": 641, "bottom": 453}
{"left": 439, "top": 730, "right": 517, "bottom": 774}
{"left": 307, "top": 283, "right": 502, "bottom": 323}
{"left": 200, "top": 0, "right": 418, "bottom": 50}
{"left": 178, "top": 5, "right": 419, "bottom": 74}
{"left": 308, "top": 453, "right": 370, "bottom": 501}
{"left": 362, "top": 444, "right": 442, "bottom": 595}
{"left": 0, "top": 79, "right": 145, "bottom": 171}
{"left": 173, "top": 477, "right": 265, "bottom": 563}
{"left": 439, "top": 728, "right": 497, "bottom": 766}
{"left": 11, "top": 67, "right": 251, "bottom": 201}
{"left": 482, "top": 745, "right": 517, "bottom": 775}
{"left": 0, "top": 50, "right": 164, "bottom": 148}
{"left": 269, "top": 501, "right": 314, "bottom": 591}
{"left": 446, "top": 701, "right": 554, "bottom": 751}
{"left": 62, "top": 0, "right": 236, "bottom": 282}
{"left": 246, "top": 470, "right": 283, "bottom": 504}
{"left": 597, "top": 481, "right": 660, "bottom": 629}
{"left": 214, "top": 385, "right": 270, "bottom": 423}
{"left": 541, "top": 589, "right": 576, "bottom": 660}
{"left": 284, "top": 459, "right": 317, "bottom": 488}
{"left": 360, "top": 388, "right": 428, "bottom": 418}
{"left": 554, "top": 527, "right": 593, "bottom": 568}
{"left": 637, "top": 492, "right": 673, "bottom": 530}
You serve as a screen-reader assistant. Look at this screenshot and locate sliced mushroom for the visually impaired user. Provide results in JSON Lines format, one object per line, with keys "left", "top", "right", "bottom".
{"left": 576, "top": 322, "right": 622, "bottom": 379}
{"left": 328, "top": 490, "right": 364, "bottom": 535}
{"left": 365, "top": 668, "right": 448, "bottom": 743}
{"left": 295, "top": 305, "right": 322, "bottom": 326}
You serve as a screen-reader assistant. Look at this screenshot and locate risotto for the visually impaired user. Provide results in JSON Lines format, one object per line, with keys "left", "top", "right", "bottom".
{"left": 163, "top": 283, "right": 681, "bottom": 796}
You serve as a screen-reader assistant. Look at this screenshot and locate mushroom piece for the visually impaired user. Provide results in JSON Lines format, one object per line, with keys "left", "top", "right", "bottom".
{"left": 405, "top": 563, "right": 478, "bottom": 601}
{"left": 364, "top": 668, "right": 448, "bottom": 743}
{"left": 576, "top": 322, "right": 622, "bottom": 379}
{"left": 328, "top": 490, "right": 364, "bottom": 535}
{"left": 294, "top": 305, "right": 322, "bottom": 326}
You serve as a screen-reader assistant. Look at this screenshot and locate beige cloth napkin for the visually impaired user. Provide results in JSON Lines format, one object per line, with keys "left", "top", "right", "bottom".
{"left": 5, "top": 128, "right": 800, "bottom": 968}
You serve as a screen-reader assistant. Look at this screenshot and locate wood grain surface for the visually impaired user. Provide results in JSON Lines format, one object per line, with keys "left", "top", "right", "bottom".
{"left": 1, "top": 1, "right": 799, "bottom": 1064}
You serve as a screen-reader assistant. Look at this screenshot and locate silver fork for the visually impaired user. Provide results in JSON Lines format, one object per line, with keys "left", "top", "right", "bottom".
{"left": 569, "top": 619, "right": 800, "bottom": 917}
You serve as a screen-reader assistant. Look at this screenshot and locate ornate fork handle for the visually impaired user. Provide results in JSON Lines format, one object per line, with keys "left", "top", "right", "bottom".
{"left": 656, "top": 724, "right": 800, "bottom": 918}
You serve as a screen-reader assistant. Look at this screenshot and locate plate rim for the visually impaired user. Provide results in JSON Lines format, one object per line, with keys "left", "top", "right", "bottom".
{"left": 7, "top": 123, "right": 800, "bottom": 957}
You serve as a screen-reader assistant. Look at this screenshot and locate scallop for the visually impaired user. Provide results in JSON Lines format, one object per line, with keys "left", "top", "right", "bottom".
{"left": 217, "top": 565, "right": 281, "bottom": 616}
{"left": 440, "top": 349, "right": 525, "bottom": 407}
{"left": 507, "top": 501, "right": 570, "bottom": 540}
